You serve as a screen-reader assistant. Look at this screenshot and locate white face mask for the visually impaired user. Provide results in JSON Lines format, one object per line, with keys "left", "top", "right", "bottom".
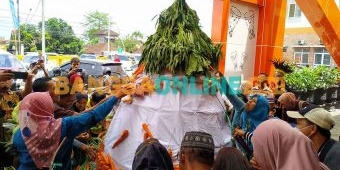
{"left": 296, "top": 125, "right": 314, "bottom": 138}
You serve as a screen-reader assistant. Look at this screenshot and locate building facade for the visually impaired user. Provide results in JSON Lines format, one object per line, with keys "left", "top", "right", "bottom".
{"left": 284, "top": 0, "right": 340, "bottom": 67}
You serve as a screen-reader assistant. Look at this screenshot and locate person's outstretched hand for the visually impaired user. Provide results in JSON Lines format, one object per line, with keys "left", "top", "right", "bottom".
{"left": 116, "top": 83, "right": 136, "bottom": 99}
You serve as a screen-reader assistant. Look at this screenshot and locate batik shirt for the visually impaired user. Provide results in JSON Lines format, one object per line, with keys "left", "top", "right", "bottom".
{"left": 0, "top": 91, "right": 22, "bottom": 119}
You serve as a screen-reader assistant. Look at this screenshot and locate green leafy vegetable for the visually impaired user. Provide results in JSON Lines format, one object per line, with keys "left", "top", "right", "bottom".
{"left": 140, "top": 0, "right": 222, "bottom": 76}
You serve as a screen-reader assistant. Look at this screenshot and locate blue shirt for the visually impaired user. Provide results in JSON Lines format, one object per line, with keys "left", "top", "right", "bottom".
{"left": 13, "top": 96, "right": 118, "bottom": 170}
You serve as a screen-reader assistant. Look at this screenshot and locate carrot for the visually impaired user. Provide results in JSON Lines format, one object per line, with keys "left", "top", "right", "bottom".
{"left": 133, "top": 63, "right": 145, "bottom": 76}
{"left": 173, "top": 164, "right": 180, "bottom": 170}
{"left": 99, "top": 142, "right": 104, "bottom": 152}
{"left": 143, "top": 132, "right": 150, "bottom": 141}
{"left": 85, "top": 163, "right": 90, "bottom": 170}
{"left": 142, "top": 123, "right": 153, "bottom": 138}
{"left": 112, "top": 130, "right": 129, "bottom": 148}
{"left": 107, "top": 154, "right": 116, "bottom": 170}
{"left": 101, "top": 152, "right": 109, "bottom": 164}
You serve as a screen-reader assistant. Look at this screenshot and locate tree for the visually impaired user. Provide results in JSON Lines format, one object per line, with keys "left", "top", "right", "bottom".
{"left": 118, "top": 31, "right": 144, "bottom": 53}
{"left": 37, "top": 18, "right": 84, "bottom": 54}
{"left": 83, "top": 11, "right": 113, "bottom": 44}
{"left": 8, "top": 24, "right": 39, "bottom": 52}
{"left": 20, "top": 24, "right": 39, "bottom": 52}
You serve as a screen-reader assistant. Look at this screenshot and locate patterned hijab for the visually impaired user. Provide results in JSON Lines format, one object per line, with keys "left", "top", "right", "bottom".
{"left": 252, "top": 119, "right": 329, "bottom": 170}
{"left": 278, "top": 92, "right": 297, "bottom": 110}
{"left": 19, "top": 92, "right": 62, "bottom": 169}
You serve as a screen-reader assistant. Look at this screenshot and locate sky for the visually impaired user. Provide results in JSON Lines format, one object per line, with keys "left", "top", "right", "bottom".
{"left": 0, "top": 0, "right": 213, "bottom": 40}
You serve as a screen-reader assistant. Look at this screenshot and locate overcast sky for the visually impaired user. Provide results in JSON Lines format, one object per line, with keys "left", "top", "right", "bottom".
{"left": 0, "top": 0, "right": 213, "bottom": 40}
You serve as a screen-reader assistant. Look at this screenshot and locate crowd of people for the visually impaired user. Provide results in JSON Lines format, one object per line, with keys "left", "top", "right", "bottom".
{"left": 0, "top": 56, "right": 339, "bottom": 170}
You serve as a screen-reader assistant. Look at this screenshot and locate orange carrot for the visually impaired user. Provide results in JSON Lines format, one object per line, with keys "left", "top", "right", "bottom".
{"left": 142, "top": 123, "right": 153, "bottom": 138}
{"left": 174, "top": 164, "right": 180, "bottom": 170}
{"left": 101, "top": 152, "right": 109, "bottom": 164}
{"left": 143, "top": 132, "right": 150, "bottom": 141}
{"left": 85, "top": 163, "right": 90, "bottom": 170}
{"left": 99, "top": 142, "right": 104, "bottom": 152}
{"left": 112, "top": 130, "right": 129, "bottom": 148}
{"left": 107, "top": 154, "right": 116, "bottom": 170}
{"left": 133, "top": 63, "right": 145, "bottom": 76}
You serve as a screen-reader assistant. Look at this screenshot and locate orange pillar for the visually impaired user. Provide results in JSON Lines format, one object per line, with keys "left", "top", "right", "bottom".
{"left": 211, "top": 0, "right": 230, "bottom": 74}
{"left": 211, "top": 0, "right": 287, "bottom": 78}
{"left": 295, "top": 0, "right": 340, "bottom": 67}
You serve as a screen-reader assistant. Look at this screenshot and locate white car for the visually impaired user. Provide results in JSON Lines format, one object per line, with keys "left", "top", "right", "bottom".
{"left": 0, "top": 50, "right": 27, "bottom": 90}
{"left": 23, "top": 53, "right": 54, "bottom": 71}
{"left": 107, "top": 54, "right": 133, "bottom": 71}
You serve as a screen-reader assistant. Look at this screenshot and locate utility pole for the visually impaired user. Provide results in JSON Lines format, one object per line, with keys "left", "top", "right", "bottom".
{"left": 107, "top": 0, "right": 111, "bottom": 57}
{"left": 17, "top": 0, "right": 20, "bottom": 55}
{"left": 107, "top": 19, "right": 110, "bottom": 56}
{"left": 42, "top": 0, "right": 45, "bottom": 57}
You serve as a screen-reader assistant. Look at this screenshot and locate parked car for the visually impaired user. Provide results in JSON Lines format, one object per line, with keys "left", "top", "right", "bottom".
{"left": 0, "top": 50, "right": 28, "bottom": 90}
{"left": 133, "top": 54, "right": 142, "bottom": 64}
{"left": 23, "top": 52, "right": 54, "bottom": 71}
{"left": 23, "top": 53, "right": 41, "bottom": 68}
{"left": 80, "top": 54, "right": 96, "bottom": 59}
{"left": 107, "top": 54, "right": 133, "bottom": 71}
{"left": 50, "top": 59, "right": 128, "bottom": 85}
{"left": 126, "top": 64, "right": 139, "bottom": 76}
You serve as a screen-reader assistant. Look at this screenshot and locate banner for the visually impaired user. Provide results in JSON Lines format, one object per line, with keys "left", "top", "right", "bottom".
{"left": 9, "top": 0, "right": 19, "bottom": 29}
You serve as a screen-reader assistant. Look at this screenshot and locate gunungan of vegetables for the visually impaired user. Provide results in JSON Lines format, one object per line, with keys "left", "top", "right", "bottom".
{"left": 140, "top": 0, "right": 222, "bottom": 76}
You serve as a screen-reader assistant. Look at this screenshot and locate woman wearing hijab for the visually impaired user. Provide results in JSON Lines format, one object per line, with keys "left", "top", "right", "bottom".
{"left": 277, "top": 92, "right": 308, "bottom": 125}
{"left": 278, "top": 92, "right": 308, "bottom": 111}
{"left": 132, "top": 138, "right": 173, "bottom": 170}
{"left": 70, "top": 92, "right": 88, "bottom": 113}
{"left": 251, "top": 119, "right": 330, "bottom": 170}
{"left": 13, "top": 84, "right": 134, "bottom": 169}
{"left": 224, "top": 77, "right": 269, "bottom": 158}
{"left": 239, "top": 81, "right": 252, "bottom": 103}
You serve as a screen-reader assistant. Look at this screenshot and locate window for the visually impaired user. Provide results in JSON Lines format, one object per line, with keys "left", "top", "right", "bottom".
{"left": 314, "top": 49, "right": 331, "bottom": 67}
{"left": 288, "top": 4, "right": 295, "bottom": 17}
{"left": 288, "top": 3, "right": 302, "bottom": 18}
{"left": 294, "top": 49, "right": 309, "bottom": 66}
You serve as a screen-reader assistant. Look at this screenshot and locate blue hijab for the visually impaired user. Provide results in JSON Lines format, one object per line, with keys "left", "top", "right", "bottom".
{"left": 241, "top": 94, "right": 269, "bottom": 132}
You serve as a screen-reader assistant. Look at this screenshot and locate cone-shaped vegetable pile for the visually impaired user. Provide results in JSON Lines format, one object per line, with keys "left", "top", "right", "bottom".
{"left": 140, "top": 0, "right": 222, "bottom": 76}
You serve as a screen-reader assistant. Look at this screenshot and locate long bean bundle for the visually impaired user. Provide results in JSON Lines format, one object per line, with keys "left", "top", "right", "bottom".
{"left": 140, "top": 0, "right": 222, "bottom": 76}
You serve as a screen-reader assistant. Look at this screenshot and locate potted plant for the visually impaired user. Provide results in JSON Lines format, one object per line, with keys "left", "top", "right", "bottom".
{"left": 324, "top": 67, "right": 338, "bottom": 103}
{"left": 285, "top": 67, "right": 316, "bottom": 102}
{"left": 313, "top": 66, "right": 329, "bottom": 105}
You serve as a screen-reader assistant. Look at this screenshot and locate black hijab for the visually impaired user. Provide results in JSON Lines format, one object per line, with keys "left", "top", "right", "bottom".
{"left": 132, "top": 138, "right": 174, "bottom": 170}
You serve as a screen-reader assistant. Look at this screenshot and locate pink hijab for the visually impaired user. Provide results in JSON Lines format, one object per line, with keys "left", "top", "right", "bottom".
{"left": 19, "top": 92, "right": 62, "bottom": 169}
{"left": 278, "top": 92, "right": 296, "bottom": 109}
{"left": 252, "top": 119, "right": 329, "bottom": 170}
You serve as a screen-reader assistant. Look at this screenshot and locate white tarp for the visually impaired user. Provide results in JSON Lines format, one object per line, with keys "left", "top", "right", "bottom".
{"left": 104, "top": 84, "right": 232, "bottom": 169}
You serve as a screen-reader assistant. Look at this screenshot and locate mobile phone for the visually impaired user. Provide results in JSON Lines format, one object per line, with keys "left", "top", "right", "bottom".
{"left": 12, "top": 71, "right": 28, "bottom": 79}
{"left": 76, "top": 68, "right": 83, "bottom": 72}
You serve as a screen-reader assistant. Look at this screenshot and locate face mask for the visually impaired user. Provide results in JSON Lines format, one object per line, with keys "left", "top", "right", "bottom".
{"left": 296, "top": 125, "right": 314, "bottom": 138}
